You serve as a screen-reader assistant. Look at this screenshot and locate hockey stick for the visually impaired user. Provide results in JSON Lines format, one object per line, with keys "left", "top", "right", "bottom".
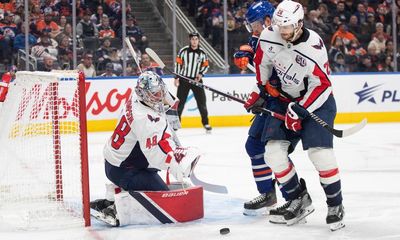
{"left": 246, "top": 63, "right": 367, "bottom": 138}
{"left": 190, "top": 172, "right": 228, "bottom": 194}
{"left": 125, "top": 37, "right": 142, "bottom": 73}
{"left": 145, "top": 48, "right": 285, "bottom": 121}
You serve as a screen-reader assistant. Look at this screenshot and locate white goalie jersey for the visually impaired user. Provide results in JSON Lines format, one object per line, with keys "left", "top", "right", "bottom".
{"left": 254, "top": 26, "right": 332, "bottom": 113}
{"left": 103, "top": 96, "right": 177, "bottom": 170}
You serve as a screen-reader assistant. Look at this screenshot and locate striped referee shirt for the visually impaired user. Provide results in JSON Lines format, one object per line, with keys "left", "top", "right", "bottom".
{"left": 175, "top": 45, "right": 209, "bottom": 78}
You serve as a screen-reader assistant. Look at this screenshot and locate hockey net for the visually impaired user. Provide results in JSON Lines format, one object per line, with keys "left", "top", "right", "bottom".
{"left": 0, "top": 71, "right": 90, "bottom": 230}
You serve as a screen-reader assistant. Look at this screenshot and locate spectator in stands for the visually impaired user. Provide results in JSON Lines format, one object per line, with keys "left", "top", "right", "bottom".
{"left": 304, "top": 10, "right": 330, "bottom": 42}
{"left": 376, "top": 4, "right": 390, "bottom": 26}
{"left": 139, "top": 53, "right": 163, "bottom": 76}
{"left": 95, "top": 38, "right": 112, "bottom": 70}
{"left": 356, "top": 55, "right": 378, "bottom": 72}
{"left": 30, "top": 5, "right": 42, "bottom": 24}
{"left": 76, "top": 10, "right": 99, "bottom": 38}
{"left": 355, "top": 3, "right": 368, "bottom": 25}
{"left": 13, "top": 23, "right": 37, "bottom": 53}
{"left": 13, "top": 4, "right": 25, "bottom": 25}
{"left": 91, "top": 5, "right": 108, "bottom": 25}
{"left": 108, "top": 47, "right": 123, "bottom": 75}
{"left": 348, "top": 15, "right": 361, "bottom": 37}
{"left": 54, "top": 0, "right": 72, "bottom": 17}
{"left": 316, "top": 3, "right": 330, "bottom": 24}
{"left": 332, "top": 1, "right": 350, "bottom": 23}
{"left": 201, "top": 0, "right": 222, "bottom": 39}
{"left": 63, "top": 23, "right": 73, "bottom": 41}
{"left": 0, "top": 12, "right": 17, "bottom": 64}
{"left": 57, "top": 36, "right": 72, "bottom": 63}
{"left": 77, "top": 52, "right": 96, "bottom": 77}
{"left": 119, "top": 14, "right": 148, "bottom": 52}
{"left": 37, "top": 54, "right": 58, "bottom": 72}
{"left": 331, "top": 52, "right": 349, "bottom": 73}
{"left": 98, "top": 16, "right": 115, "bottom": 39}
{"left": 368, "top": 32, "right": 386, "bottom": 54}
{"left": 36, "top": 30, "right": 58, "bottom": 57}
{"left": 345, "top": 38, "right": 366, "bottom": 72}
{"left": 331, "top": 23, "right": 357, "bottom": 47}
{"left": 329, "top": 37, "right": 345, "bottom": 63}
{"left": 100, "top": 62, "right": 117, "bottom": 77}
{"left": 365, "top": 12, "right": 377, "bottom": 37}
{"left": 36, "top": 11, "right": 60, "bottom": 35}
{"left": 58, "top": 15, "right": 68, "bottom": 32}
{"left": 381, "top": 55, "right": 394, "bottom": 72}
{"left": 372, "top": 22, "right": 390, "bottom": 41}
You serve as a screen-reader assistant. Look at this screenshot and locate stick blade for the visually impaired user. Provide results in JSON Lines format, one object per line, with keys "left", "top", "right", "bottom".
{"left": 341, "top": 118, "right": 367, "bottom": 138}
{"left": 145, "top": 48, "right": 165, "bottom": 69}
{"left": 190, "top": 172, "right": 228, "bottom": 194}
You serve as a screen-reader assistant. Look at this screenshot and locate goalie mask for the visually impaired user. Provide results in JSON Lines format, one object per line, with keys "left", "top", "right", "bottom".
{"left": 135, "top": 71, "right": 167, "bottom": 112}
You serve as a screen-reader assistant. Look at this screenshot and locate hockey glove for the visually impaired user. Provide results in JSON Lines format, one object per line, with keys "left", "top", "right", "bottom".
{"left": 167, "top": 155, "right": 185, "bottom": 182}
{"left": 285, "top": 102, "right": 309, "bottom": 132}
{"left": 233, "top": 45, "right": 254, "bottom": 70}
{"left": 244, "top": 85, "right": 266, "bottom": 114}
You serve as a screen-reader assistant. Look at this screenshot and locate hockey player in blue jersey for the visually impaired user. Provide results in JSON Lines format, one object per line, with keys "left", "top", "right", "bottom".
{"left": 253, "top": 0, "right": 345, "bottom": 231}
{"left": 233, "top": 1, "right": 298, "bottom": 216}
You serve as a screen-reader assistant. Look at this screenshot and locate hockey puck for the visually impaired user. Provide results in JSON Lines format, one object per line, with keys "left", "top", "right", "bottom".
{"left": 219, "top": 227, "right": 230, "bottom": 235}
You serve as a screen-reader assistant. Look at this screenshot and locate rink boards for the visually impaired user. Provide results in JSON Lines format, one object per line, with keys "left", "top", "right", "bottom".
{"left": 84, "top": 73, "right": 400, "bottom": 131}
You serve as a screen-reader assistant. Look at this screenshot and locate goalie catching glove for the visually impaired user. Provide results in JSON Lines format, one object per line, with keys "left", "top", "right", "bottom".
{"left": 166, "top": 147, "right": 201, "bottom": 182}
{"left": 285, "top": 102, "right": 309, "bottom": 132}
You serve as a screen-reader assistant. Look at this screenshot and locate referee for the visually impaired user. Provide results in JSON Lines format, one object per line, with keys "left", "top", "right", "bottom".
{"left": 174, "top": 32, "right": 211, "bottom": 132}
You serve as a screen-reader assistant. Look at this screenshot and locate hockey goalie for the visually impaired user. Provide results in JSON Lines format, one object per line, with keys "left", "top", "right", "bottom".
{"left": 90, "top": 71, "right": 203, "bottom": 226}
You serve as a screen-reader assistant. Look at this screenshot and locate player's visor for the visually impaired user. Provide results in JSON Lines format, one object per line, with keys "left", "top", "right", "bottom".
{"left": 244, "top": 20, "right": 263, "bottom": 33}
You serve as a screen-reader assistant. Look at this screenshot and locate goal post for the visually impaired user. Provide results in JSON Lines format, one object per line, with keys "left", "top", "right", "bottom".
{"left": 0, "top": 71, "right": 90, "bottom": 229}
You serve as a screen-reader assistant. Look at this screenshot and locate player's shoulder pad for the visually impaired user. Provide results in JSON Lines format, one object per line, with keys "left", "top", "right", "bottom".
{"left": 259, "top": 25, "right": 283, "bottom": 45}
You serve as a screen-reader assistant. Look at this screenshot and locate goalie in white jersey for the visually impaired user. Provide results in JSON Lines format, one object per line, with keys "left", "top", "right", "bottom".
{"left": 253, "top": 0, "right": 344, "bottom": 231}
{"left": 91, "top": 71, "right": 201, "bottom": 226}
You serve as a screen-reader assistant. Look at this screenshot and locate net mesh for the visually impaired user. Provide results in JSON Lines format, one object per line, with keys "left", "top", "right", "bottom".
{"left": 0, "top": 71, "right": 87, "bottom": 230}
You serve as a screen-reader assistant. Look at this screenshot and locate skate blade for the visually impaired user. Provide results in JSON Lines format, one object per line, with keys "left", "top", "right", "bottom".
{"left": 286, "top": 205, "right": 315, "bottom": 226}
{"left": 91, "top": 209, "right": 119, "bottom": 227}
{"left": 330, "top": 221, "right": 345, "bottom": 231}
{"left": 243, "top": 204, "right": 276, "bottom": 216}
{"left": 269, "top": 216, "right": 307, "bottom": 225}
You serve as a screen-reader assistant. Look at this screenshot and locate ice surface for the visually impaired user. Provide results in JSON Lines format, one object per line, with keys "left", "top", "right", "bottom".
{"left": 1, "top": 123, "right": 400, "bottom": 240}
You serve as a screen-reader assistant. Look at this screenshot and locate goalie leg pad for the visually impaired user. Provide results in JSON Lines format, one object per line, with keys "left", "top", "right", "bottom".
{"left": 115, "top": 186, "right": 204, "bottom": 226}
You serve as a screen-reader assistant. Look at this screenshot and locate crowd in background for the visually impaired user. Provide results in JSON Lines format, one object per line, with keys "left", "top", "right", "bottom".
{"left": 181, "top": 0, "right": 400, "bottom": 73}
{"left": 0, "top": 0, "right": 149, "bottom": 77}
{"left": 1, "top": 0, "right": 399, "bottom": 76}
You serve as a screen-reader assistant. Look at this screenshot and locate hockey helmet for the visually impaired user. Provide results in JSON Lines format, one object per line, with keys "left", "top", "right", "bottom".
{"left": 272, "top": 0, "right": 304, "bottom": 41}
{"left": 272, "top": 0, "right": 304, "bottom": 28}
{"left": 135, "top": 71, "right": 167, "bottom": 112}
{"left": 245, "top": 1, "right": 275, "bottom": 33}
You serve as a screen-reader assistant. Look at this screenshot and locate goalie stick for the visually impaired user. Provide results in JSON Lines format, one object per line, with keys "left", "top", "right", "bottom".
{"left": 190, "top": 172, "right": 228, "bottom": 194}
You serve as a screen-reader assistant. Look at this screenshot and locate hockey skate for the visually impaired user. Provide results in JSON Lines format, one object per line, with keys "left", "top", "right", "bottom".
{"left": 243, "top": 187, "right": 277, "bottom": 216}
{"left": 90, "top": 200, "right": 119, "bottom": 227}
{"left": 283, "top": 179, "right": 315, "bottom": 226}
{"left": 327, "top": 204, "right": 345, "bottom": 231}
{"left": 204, "top": 124, "right": 212, "bottom": 134}
{"left": 269, "top": 201, "right": 307, "bottom": 224}
{"left": 90, "top": 199, "right": 114, "bottom": 212}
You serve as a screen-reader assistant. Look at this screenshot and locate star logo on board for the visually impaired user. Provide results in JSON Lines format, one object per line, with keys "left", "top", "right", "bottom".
{"left": 354, "top": 82, "right": 382, "bottom": 104}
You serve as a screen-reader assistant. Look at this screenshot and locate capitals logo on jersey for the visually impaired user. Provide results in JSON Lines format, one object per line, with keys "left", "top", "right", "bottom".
{"left": 147, "top": 114, "right": 160, "bottom": 122}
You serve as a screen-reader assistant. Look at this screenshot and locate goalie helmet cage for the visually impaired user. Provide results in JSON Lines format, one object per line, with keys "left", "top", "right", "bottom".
{"left": 0, "top": 71, "right": 90, "bottom": 230}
